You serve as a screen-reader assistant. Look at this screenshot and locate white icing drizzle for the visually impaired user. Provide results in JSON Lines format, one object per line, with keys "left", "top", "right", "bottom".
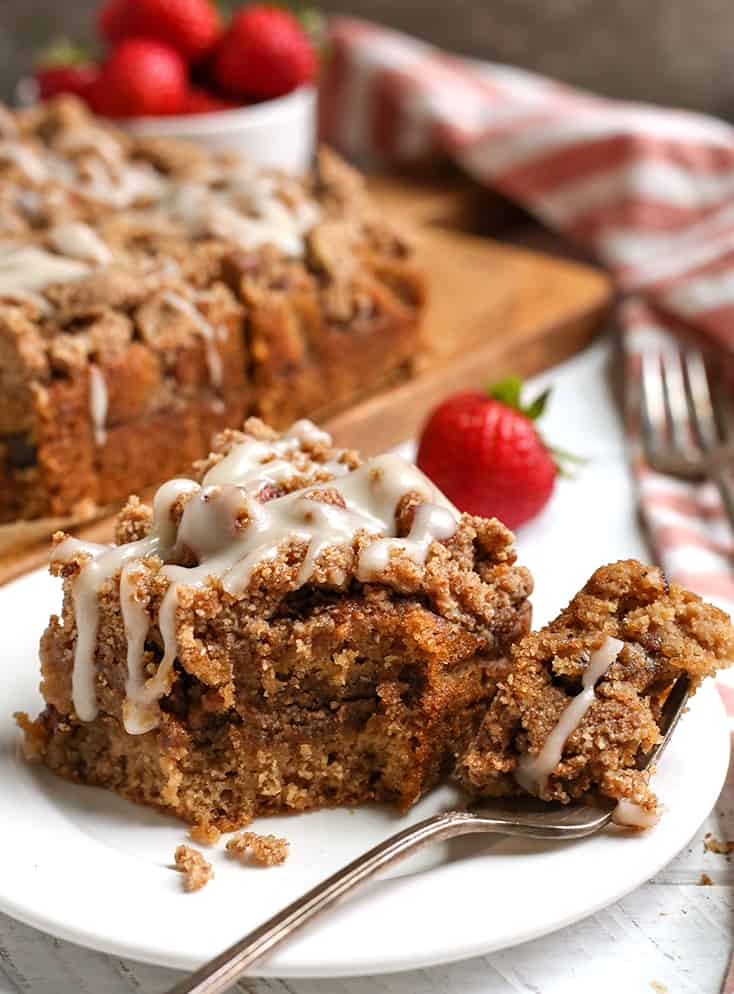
{"left": 286, "top": 419, "right": 333, "bottom": 448}
{"left": 56, "top": 537, "right": 149, "bottom": 722}
{"left": 204, "top": 437, "right": 282, "bottom": 484}
{"left": 163, "top": 175, "right": 319, "bottom": 257}
{"left": 0, "top": 243, "right": 90, "bottom": 292}
{"left": 0, "top": 288, "right": 53, "bottom": 314}
{"left": 71, "top": 157, "right": 166, "bottom": 208}
{"left": 357, "top": 503, "right": 457, "bottom": 581}
{"left": 0, "top": 142, "right": 48, "bottom": 183}
{"left": 49, "top": 222, "right": 113, "bottom": 265}
{"left": 163, "top": 291, "right": 223, "bottom": 390}
{"left": 55, "top": 125, "right": 123, "bottom": 168}
{"left": 119, "top": 561, "right": 155, "bottom": 733}
{"left": 0, "top": 137, "right": 320, "bottom": 277}
{"left": 202, "top": 420, "right": 338, "bottom": 492}
{"left": 612, "top": 799, "right": 660, "bottom": 830}
{"left": 115, "top": 163, "right": 168, "bottom": 207}
{"left": 55, "top": 478, "right": 200, "bottom": 724}
{"left": 88, "top": 365, "right": 109, "bottom": 447}
{"left": 53, "top": 427, "right": 457, "bottom": 732}
{"left": 515, "top": 636, "right": 625, "bottom": 795}
{"left": 15, "top": 188, "right": 43, "bottom": 221}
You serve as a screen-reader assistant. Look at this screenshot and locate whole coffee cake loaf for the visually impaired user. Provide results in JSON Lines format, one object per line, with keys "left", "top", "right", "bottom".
{"left": 21, "top": 418, "right": 532, "bottom": 830}
{"left": 0, "top": 97, "right": 424, "bottom": 523}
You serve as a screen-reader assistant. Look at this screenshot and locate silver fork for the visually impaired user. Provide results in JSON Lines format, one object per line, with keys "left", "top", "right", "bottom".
{"left": 640, "top": 347, "right": 734, "bottom": 529}
{"left": 166, "top": 676, "right": 690, "bottom": 994}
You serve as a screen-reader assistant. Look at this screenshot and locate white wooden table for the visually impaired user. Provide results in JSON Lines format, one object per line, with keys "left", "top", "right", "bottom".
{"left": 1, "top": 337, "right": 732, "bottom": 994}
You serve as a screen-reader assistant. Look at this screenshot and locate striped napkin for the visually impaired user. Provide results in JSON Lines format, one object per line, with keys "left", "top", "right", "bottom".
{"left": 322, "top": 29, "right": 734, "bottom": 984}
{"left": 321, "top": 17, "right": 734, "bottom": 629}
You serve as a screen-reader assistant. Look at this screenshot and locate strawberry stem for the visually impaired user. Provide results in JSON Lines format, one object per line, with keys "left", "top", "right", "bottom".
{"left": 550, "top": 445, "right": 588, "bottom": 479}
{"left": 488, "top": 375, "right": 586, "bottom": 477}
{"left": 524, "top": 387, "right": 551, "bottom": 421}
{"left": 488, "top": 375, "right": 522, "bottom": 410}
{"left": 36, "top": 38, "right": 95, "bottom": 68}
{"left": 488, "top": 376, "right": 550, "bottom": 420}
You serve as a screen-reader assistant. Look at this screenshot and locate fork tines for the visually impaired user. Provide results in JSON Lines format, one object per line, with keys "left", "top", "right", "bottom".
{"left": 639, "top": 346, "right": 734, "bottom": 532}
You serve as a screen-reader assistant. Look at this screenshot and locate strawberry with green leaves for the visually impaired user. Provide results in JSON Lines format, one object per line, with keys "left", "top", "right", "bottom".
{"left": 34, "top": 40, "right": 100, "bottom": 103}
{"left": 417, "top": 377, "right": 578, "bottom": 530}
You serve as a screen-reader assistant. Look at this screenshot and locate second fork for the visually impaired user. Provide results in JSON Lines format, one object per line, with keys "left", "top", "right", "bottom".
{"left": 640, "top": 347, "right": 734, "bottom": 532}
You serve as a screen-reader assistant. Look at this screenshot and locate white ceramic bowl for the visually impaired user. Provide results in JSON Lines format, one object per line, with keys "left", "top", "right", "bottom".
{"left": 121, "top": 85, "right": 317, "bottom": 173}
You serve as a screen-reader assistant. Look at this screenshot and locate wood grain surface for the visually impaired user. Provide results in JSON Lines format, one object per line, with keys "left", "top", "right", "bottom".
{"left": 0, "top": 178, "right": 612, "bottom": 584}
{"left": 326, "top": 184, "right": 612, "bottom": 453}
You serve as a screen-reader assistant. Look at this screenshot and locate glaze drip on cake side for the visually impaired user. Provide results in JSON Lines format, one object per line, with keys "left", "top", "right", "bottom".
{"left": 162, "top": 291, "right": 224, "bottom": 391}
{"left": 88, "top": 365, "right": 108, "bottom": 447}
{"left": 515, "top": 636, "right": 624, "bottom": 794}
{"left": 53, "top": 421, "right": 459, "bottom": 734}
{"left": 512, "top": 635, "right": 660, "bottom": 828}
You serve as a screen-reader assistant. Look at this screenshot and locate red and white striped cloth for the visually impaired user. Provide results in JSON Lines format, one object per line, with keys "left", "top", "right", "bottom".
{"left": 321, "top": 17, "right": 734, "bottom": 629}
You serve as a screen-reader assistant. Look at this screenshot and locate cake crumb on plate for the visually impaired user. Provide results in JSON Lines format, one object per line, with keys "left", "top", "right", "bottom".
{"left": 226, "top": 832, "right": 289, "bottom": 866}
{"left": 174, "top": 845, "right": 214, "bottom": 891}
{"left": 699, "top": 872, "right": 713, "bottom": 885}
{"left": 704, "top": 832, "right": 734, "bottom": 854}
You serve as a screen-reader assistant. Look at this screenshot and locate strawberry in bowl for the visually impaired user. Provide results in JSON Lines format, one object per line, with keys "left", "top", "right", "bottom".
{"left": 28, "top": 0, "right": 321, "bottom": 172}
{"left": 97, "top": 0, "right": 221, "bottom": 62}
{"left": 213, "top": 5, "right": 318, "bottom": 100}
{"left": 33, "top": 40, "right": 101, "bottom": 103}
{"left": 90, "top": 39, "right": 189, "bottom": 117}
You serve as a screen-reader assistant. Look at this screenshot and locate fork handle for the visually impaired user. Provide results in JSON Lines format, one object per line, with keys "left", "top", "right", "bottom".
{"left": 166, "top": 810, "right": 486, "bottom": 994}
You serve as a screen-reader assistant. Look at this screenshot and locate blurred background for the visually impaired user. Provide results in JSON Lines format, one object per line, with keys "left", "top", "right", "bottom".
{"left": 2, "top": 0, "right": 733, "bottom": 116}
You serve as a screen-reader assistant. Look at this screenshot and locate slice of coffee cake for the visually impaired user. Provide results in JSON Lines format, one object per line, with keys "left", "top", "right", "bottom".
{"left": 22, "top": 418, "right": 532, "bottom": 830}
{"left": 456, "top": 560, "right": 734, "bottom": 826}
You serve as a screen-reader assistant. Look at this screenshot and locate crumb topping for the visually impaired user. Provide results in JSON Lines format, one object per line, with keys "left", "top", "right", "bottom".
{"left": 0, "top": 97, "right": 412, "bottom": 384}
{"left": 50, "top": 418, "right": 531, "bottom": 737}
{"left": 174, "top": 844, "right": 213, "bottom": 891}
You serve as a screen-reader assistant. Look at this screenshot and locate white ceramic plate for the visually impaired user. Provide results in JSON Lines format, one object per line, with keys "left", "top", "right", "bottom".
{"left": 0, "top": 565, "right": 729, "bottom": 978}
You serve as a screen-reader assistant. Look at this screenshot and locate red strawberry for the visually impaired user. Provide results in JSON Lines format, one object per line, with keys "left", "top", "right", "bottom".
{"left": 98, "top": 0, "right": 220, "bottom": 63}
{"left": 213, "top": 5, "right": 317, "bottom": 101}
{"left": 97, "top": 0, "right": 132, "bottom": 45}
{"left": 91, "top": 39, "right": 188, "bottom": 118}
{"left": 416, "top": 378, "right": 572, "bottom": 530}
{"left": 185, "top": 87, "right": 239, "bottom": 114}
{"left": 34, "top": 40, "right": 100, "bottom": 103}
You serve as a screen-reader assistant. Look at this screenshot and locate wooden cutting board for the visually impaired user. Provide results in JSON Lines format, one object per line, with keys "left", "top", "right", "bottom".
{"left": 324, "top": 176, "right": 613, "bottom": 454}
{"left": 0, "top": 177, "right": 612, "bottom": 583}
